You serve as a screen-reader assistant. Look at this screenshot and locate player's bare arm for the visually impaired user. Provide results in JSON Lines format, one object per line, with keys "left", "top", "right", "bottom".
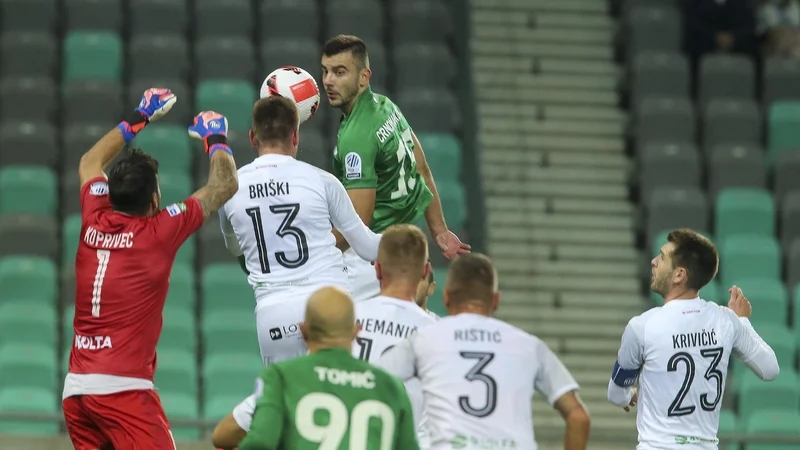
{"left": 553, "top": 391, "right": 591, "bottom": 450}
{"left": 334, "top": 188, "right": 377, "bottom": 252}
{"left": 79, "top": 88, "right": 177, "bottom": 187}
{"left": 187, "top": 111, "right": 239, "bottom": 220}
{"left": 211, "top": 412, "right": 247, "bottom": 450}
{"left": 411, "top": 130, "right": 471, "bottom": 259}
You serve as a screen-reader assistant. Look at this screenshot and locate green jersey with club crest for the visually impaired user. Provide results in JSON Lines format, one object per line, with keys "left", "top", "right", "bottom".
{"left": 332, "top": 87, "right": 433, "bottom": 233}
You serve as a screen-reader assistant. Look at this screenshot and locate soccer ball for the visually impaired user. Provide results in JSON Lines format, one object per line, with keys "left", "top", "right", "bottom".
{"left": 259, "top": 66, "right": 321, "bottom": 124}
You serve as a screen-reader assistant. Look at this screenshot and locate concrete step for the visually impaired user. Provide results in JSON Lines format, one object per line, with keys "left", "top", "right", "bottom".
{"left": 474, "top": 56, "right": 620, "bottom": 76}
{"left": 480, "top": 132, "right": 624, "bottom": 153}
{"left": 564, "top": 337, "right": 625, "bottom": 354}
{"left": 495, "top": 305, "right": 630, "bottom": 326}
{"left": 488, "top": 212, "right": 633, "bottom": 230}
{"left": 479, "top": 103, "right": 627, "bottom": 123}
{"left": 473, "top": 40, "right": 614, "bottom": 60}
{"left": 481, "top": 148, "right": 630, "bottom": 169}
{"left": 552, "top": 198, "right": 634, "bottom": 215}
{"left": 473, "top": 10, "right": 614, "bottom": 28}
{"left": 485, "top": 180, "right": 628, "bottom": 199}
{"left": 489, "top": 227, "right": 636, "bottom": 246}
{"left": 476, "top": 86, "right": 617, "bottom": 105}
{"left": 476, "top": 71, "right": 618, "bottom": 91}
{"left": 471, "top": 0, "right": 609, "bottom": 13}
{"left": 473, "top": 25, "right": 613, "bottom": 45}
{"left": 489, "top": 242, "right": 640, "bottom": 262}
{"left": 482, "top": 165, "right": 629, "bottom": 184}
{"left": 494, "top": 259, "right": 639, "bottom": 278}
{"left": 482, "top": 117, "right": 625, "bottom": 137}
{"left": 500, "top": 273, "right": 639, "bottom": 293}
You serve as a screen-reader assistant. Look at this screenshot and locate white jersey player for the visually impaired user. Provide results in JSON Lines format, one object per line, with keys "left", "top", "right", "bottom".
{"left": 218, "top": 97, "right": 381, "bottom": 366}
{"left": 416, "top": 264, "right": 441, "bottom": 320}
{"left": 608, "top": 229, "right": 779, "bottom": 450}
{"left": 381, "top": 254, "right": 591, "bottom": 450}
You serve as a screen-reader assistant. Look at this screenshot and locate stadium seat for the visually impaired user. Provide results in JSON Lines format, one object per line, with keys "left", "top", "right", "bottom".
{"left": 417, "top": 133, "right": 462, "bottom": 183}
{"left": 296, "top": 128, "right": 331, "bottom": 170}
{"left": 426, "top": 267, "right": 448, "bottom": 316}
{"left": 362, "top": 42, "right": 388, "bottom": 88}
{"left": 630, "top": 52, "right": 690, "bottom": 103}
{"left": 198, "top": 220, "right": 235, "bottom": 268}
{"left": 62, "top": 31, "right": 122, "bottom": 81}
{"left": 160, "top": 392, "right": 201, "bottom": 440}
{"left": 0, "top": 76, "right": 57, "bottom": 124}
{"left": 703, "top": 100, "right": 762, "bottom": 149}
{"left": 764, "top": 57, "right": 800, "bottom": 107}
{"left": 718, "top": 409, "right": 739, "bottom": 450}
{"left": 697, "top": 54, "right": 756, "bottom": 106}
{"left": 202, "top": 352, "right": 264, "bottom": 401}
{"left": 396, "top": 88, "right": 461, "bottom": 133}
{"left": 750, "top": 324, "right": 795, "bottom": 368}
{"left": 201, "top": 309, "right": 260, "bottom": 355}
{"left": 195, "top": 37, "right": 256, "bottom": 82}
{"left": 259, "top": 39, "right": 322, "bottom": 81}
{"left": 0, "top": 121, "right": 58, "bottom": 168}
{"left": 195, "top": 80, "right": 256, "bottom": 132}
{"left": 0, "top": 0, "right": 58, "bottom": 33}
{"left": 715, "top": 189, "right": 775, "bottom": 241}
{"left": 259, "top": 0, "right": 320, "bottom": 40}
{"left": 390, "top": 0, "right": 452, "bottom": 44}
{"left": 394, "top": 43, "right": 457, "bottom": 89}
{"left": 174, "top": 235, "right": 196, "bottom": 268}
{"left": 62, "top": 123, "right": 107, "bottom": 170}
{"left": 65, "top": 0, "right": 123, "bottom": 32}
{"left": 707, "top": 144, "right": 766, "bottom": 201}
{"left": 0, "top": 215, "right": 58, "bottom": 259}
{"left": 159, "top": 306, "right": 197, "bottom": 352}
{"left": 639, "top": 141, "right": 701, "bottom": 202}
{"left": 775, "top": 150, "right": 800, "bottom": 202}
{"left": 739, "top": 372, "right": 800, "bottom": 421}
{"left": 60, "top": 173, "right": 81, "bottom": 216}
{"left": 62, "top": 306, "right": 74, "bottom": 350}
{"left": 0, "top": 303, "right": 56, "bottom": 348}
{"left": 0, "top": 32, "right": 58, "bottom": 78}
{"left": 745, "top": 409, "right": 800, "bottom": 450}
{"left": 203, "top": 394, "right": 243, "bottom": 422}
{"left": 635, "top": 96, "right": 696, "bottom": 144}
{"left": 700, "top": 279, "right": 722, "bottom": 305}
{"left": 194, "top": 0, "right": 252, "bottom": 38}
{"left": 0, "top": 344, "right": 57, "bottom": 391}
{"left": 132, "top": 124, "right": 191, "bottom": 175}
{"left": 438, "top": 181, "right": 467, "bottom": 231}
{"left": 646, "top": 187, "right": 709, "bottom": 245}
{"left": 324, "top": 0, "right": 384, "bottom": 43}
{"left": 130, "top": 0, "right": 188, "bottom": 35}
{"left": 154, "top": 348, "right": 197, "bottom": 396}
{"left": 790, "top": 240, "right": 800, "bottom": 295}
{"left": 128, "top": 34, "right": 190, "bottom": 82}
{"left": 62, "top": 80, "right": 123, "bottom": 125}
{"left": 0, "top": 166, "right": 56, "bottom": 217}
{"left": 61, "top": 214, "right": 81, "bottom": 268}
{"left": 165, "top": 263, "right": 195, "bottom": 308}
{"left": 768, "top": 101, "right": 800, "bottom": 162}
{"left": 159, "top": 172, "right": 192, "bottom": 205}
{"left": 201, "top": 263, "right": 254, "bottom": 314}
{"left": 0, "top": 256, "right": 57, "bottom": 305}
{"left": 719, "top": 237, "right": 781, "bottom": 288}
{"left": 0, "top": 386, "right": 59, "bottom": 435}
{"left": 625, "top": 5, "right": 681, "bottom": 56}
{"left": 781, "top": 192, "right": 800, "bottom": 248}
{"left": 127, "top": 79, "right": 192, "bottom": 126}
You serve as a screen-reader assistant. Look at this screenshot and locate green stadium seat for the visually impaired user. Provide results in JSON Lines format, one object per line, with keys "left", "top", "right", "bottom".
{"left": 166, "top": 263, "right": 195, "bottom": 309}
{"left": 715, "top": 189, "right": 775, "bottom": 241}
{"left": 427, "top": 266, "right": 448, "bottom": 316}
{"left": 0, "top": 256, "right": 57, "bottom": 305}
{"left": 417, "top": 133, "right": 462, "bottom": 182}
{"left": 201, "top": 309, "right": 259, "bottom": 355}
{"left": 159, "top": 172, "right": 192, "bottom": 205}
{"left": 768, "top": 101, "right": 800, "bottom": 163}
{"left": 738, "top": 370, "right": 800, "bottom": 421}
{"left": 201, "top": 263, "right": 255, "bottom": 314}
{"left": 63, "top": 31, "right": 122, "bottom": 81}
{"left": 734, "top": 279, "right": 789, "bottom": 327}
{"left": 0, "top": 166, "right": 57, "bottom": 216}
{"left": 160, "top": 392, "right": 201, "bottom": 440}
{"left": 742, "top": 324, "right": 795, "bottom": 375}
{"left": 0, "top": 344, "right": 57, "bottom": 391}
{"left": 719, "top": 410, "right": 740, "bottom": 450}
{"left": 720, "top": 236, "right": 781, "bottom": 288}
{"left": 0, "top": 303, "right": 56, "bottom": 348}
{"left": 132, "top": 124, "right": 191, "bottom": 175}
{"left": 0, "top": 387, "right": 59, "bottom": 436}
{"left": 202, "top": 352, "right": 263, "bottom": 401}
{"left": 159, "top": 306, "right": 196, "bottom": 352}
{"left": 154, "top": 348, "right": 197, "bottom": 396}
{"left": 195, "top": 80, "right": 255, "bottom": 131}
{"left": 744, "top": 409, "right": 800, "bottom": 450}
{"left": 204, "top": 394, "right": 243, "bottom": 422}
{"left": 175, "top": 236, "right": 196, "bottom": 267}
{"left": 700, "top": 279, "right": 722, "bottom": 305}
{"left": 438, "top": 180, "right": 467, "bottom": 231}
{"left": 62, "top": 306, "right": 75, "bottom": 348}
{"left": 62, "top": 214, "right": 81, "bottom": 268}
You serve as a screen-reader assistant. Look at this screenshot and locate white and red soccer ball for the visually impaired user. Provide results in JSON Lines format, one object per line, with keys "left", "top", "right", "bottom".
{"left": 259, "top": 66, "right": 320, "bottom": 124}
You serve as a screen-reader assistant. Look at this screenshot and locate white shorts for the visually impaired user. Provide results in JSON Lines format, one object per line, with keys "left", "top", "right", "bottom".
{"left": 343, "top": 248, "right": 380, "bottom": 303}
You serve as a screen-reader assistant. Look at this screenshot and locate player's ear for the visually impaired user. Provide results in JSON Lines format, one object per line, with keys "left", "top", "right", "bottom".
{"left": 422, "top": 262, "right": 431, "bottom": 281}
{"left": 249, "top": 129, "right": 258, "bottom": 148}
{"left": 351, "top": 322, "right": 361, "bottom": 341}
{"left": 427, "top": 281, "right": 436, "bottom": 297}
{"left": 360, "top": 67, "right": 371, "bottom": 88}
{"left": 491, "top": 291, "right": 501, "bottom": 314}
{"left": 299, "top": 322, "right": 308, "bottom": 342}
{"left": 291, "top": 128, "right": 299, "bottom": 148}
{"left": 374, "top": 261, "right": 383, "bottom": 280}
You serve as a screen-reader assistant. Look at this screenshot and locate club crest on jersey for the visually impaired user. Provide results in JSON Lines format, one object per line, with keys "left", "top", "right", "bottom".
{"left": 345, "top": 152, "right": 362, "bottom": 180}
{"left": 166, "top": 202, "right": 187, "bottom": 217}
{"left": 89, "top": 181, "right": 108, "bottom": 196}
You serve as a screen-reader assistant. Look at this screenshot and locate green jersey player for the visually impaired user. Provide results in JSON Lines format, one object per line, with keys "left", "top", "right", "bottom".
{"left": 237, "top": 287, "right": 419, "bottom": 450}
{"left": 321, "top": 35, "right": 470, "bottom": 302}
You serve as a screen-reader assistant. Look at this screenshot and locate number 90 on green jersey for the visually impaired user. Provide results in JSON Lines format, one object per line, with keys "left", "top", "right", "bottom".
{"left": 296, "top": 393, "right": 395, "bottom": 450}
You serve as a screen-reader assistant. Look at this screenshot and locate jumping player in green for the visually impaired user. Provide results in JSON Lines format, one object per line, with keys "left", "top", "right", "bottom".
{"left": 237, "top": 286, "right": 420, "bottom": 450}
{"left": 321, "top": 35, "right": 470, "bottom": 302}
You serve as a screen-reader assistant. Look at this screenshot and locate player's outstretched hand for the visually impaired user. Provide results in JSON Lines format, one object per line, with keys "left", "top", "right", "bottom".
{"left": 727, "top": 285, "right": 752, "bottom": 319}
{"left": 188, "top": 111, "right": 231, "bottom": 156}
{"left": 136, "top": 88, "right": 177, "bottom": 122}
{"left": 623, "top": 387, "right": 638, "bottom": 413}
{"left": 436, "top": 230, "right": 471, "bottom": 260}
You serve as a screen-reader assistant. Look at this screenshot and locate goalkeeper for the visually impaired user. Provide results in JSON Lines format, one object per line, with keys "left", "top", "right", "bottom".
{"left": 228, "top": 287, "right": 419, "bottom": 450}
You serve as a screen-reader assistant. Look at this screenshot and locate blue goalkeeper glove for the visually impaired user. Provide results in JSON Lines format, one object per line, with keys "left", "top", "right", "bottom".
{"left": 117, "top": 88, "right": 177, "bottom": 143}
{"left": 188, "top": 111, "right": 232, "bottom": 159}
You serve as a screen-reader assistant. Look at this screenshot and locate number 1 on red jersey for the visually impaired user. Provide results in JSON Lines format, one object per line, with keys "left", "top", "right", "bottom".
{"left": 92, "top": 249, "right": 110, "bottom": 317}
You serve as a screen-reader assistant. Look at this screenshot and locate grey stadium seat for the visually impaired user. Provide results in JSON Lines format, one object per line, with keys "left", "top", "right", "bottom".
{"left": 394, "top": 43, "right": 457, "bottom": 89}
{"left": 390, "top": 0, "right": 452, "bottom": 44}
{"left": 62, "top": 80, "right": 123, "bottom": 125}
{"left": 0, "top": 0, "right": 57, "bottom": 32}
{"left": 0, "top": 32, "right": 58, "bottom": 78}
{"left": 194, "top": 130, "right": 256, "bottom": 187}
{"left": 198, "top": 221, "right": 230, "bottom": 268}
{"left": 639, "top": 142, "right": 701, "bottom": 202}
{"left": 195, "top": 37, "right": 256, "bottom": 82}
{"left": 396, "top": 88, "right": 461, "bottom": 133}
{"left": 296, "top": 128, "right": 329, "bottom": 170}
{"left": 194, "top": 0, "right": 252, "bottom": 38}
{"left": 764, "top": 58, "right": 800, "bottom": 106}
{"left": 127, "top": 79, "right": 192, "bottom": 126}
{"left": 774, "top": 150, "right": 800, "bottom": 202}
{"left": 707, "top": 144, "right": 766, "bottom": 200}
{"left": 129, "top": 35, "right": 189, "bottom": 82}
{"left": 60, "top": 173, "right": 81, "bottom": 217}
{"left": 0, "top": 121, "right": 57, "bottom": 167}
{"left": 702, "top": 99, "right": 761, "bottom": 149}
{"left": 646, "top": 187, "right": 710, "bottom": 245}
{"left": 630, "top": 52, "right": 689, "bottom": 103}
{"left": 62, "top": 124, "right": 108, "bottom": 171}
{"left": 259, "top": 0, "right": 319, "bottom": 40}
{"left": 0, "top": 215, "right": 58, "bottom": 259}
{"left": 260, "top": 39, "right": 321, "bottom": 79}
{"left": 64, "top": 0, "right": 122, "bottom": 32}
{"left": 781, "top": 192, "right": 800, "bottom": 249}
{"left": 786, "top": 239, "right": 800, "bottom": 289}
{"left": 129, "top": 0, "right": 188, "bottom": 35}
{"left": 625, "top": 5, "right": 681, "bottom": 56}
{"left": 365, "top": 42, "right": 388, "bottom": 88}
{"left": 698, "top": 54, "right": 756, "bottom": 106}
{"left": 636, "top": 97, "right": 696, "bottom": 145}
{"left": 0, "top": 77, "right": 57, "bottom": 123}
{"left": 325, "top": 0, "right": 384, "bottom": 43}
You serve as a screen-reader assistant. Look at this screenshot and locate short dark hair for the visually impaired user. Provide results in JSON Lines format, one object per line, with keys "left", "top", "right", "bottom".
{"left": 667, "top": 228, "right": 719, "bottom": 290}
{"left": 427, "top": 265, "right": 434, "bottom": 284}
{"left": 252, "top": 96, "right": 299, "bottom": 146}
{"left": 323, "top": 35, "right": 368, "bottom": 69}
{"left": 445, "top": 253, "right": 497, "bottom": 306}
{"left": 378, "top": 225, "right": 428, "bottom": 281}
{"left": 108, "top": 148, "right": 159, "bottom": 215}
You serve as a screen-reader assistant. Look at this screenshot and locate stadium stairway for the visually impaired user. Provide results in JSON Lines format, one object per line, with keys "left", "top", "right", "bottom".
{"left": 470, "top": 0, "right": 640, "bottom": 447}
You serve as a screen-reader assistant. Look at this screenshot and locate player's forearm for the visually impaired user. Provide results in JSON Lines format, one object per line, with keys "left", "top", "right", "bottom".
{"left": 78, "top": 127, "right": 126, "bottom": 181}
{"left": 193, "top": 151, "right": 239, "bottom": 220}
{"left": 333, "top": 228, "right": 351, "bottom": 252}
{"left": 422, "top": 172, "right": 448, "bottom": 236}
{"left": 607, "top": 379, "right": 634, "bottom": 407}
{"left": 563, "top": 409, "right": 591, "bottom": 450}
{"left": 738, "top": 318, "right": 780, "bottom": 381}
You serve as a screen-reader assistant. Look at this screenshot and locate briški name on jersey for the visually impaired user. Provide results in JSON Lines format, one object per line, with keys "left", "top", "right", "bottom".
{"left": 249, "top": 180, "right": 290, "bottom": 199}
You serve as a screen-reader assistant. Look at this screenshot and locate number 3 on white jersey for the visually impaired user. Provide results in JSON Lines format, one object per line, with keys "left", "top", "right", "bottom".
{"left": 390, "top": 128, "right": 417, "bottom": 200}
{"left": 92, "top": 249, "right": 111, "bottom": 317}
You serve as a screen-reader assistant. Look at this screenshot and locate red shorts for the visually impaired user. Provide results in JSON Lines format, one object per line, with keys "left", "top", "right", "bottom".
{"left": 62, "top": 390, "right": 176, "bottom": 450}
